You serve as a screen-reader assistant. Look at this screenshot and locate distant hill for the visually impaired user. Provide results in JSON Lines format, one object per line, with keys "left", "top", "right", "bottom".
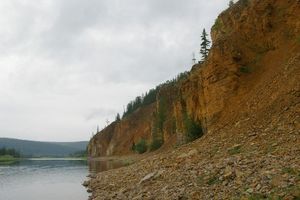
{"left": 0, "top": 138, "right": 88, "bottom": 157}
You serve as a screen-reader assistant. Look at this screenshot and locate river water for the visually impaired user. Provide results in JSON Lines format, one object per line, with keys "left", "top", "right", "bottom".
{"left": 0, "top": 158, "right": 125, "bottom": 200}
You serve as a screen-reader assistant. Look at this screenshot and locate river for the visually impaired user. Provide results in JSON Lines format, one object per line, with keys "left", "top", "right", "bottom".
{"left": 0, "top": 158, "right": 125, "bottom": 200}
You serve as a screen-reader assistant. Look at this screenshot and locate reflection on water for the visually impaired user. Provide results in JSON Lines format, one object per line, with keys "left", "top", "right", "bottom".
{"left": 0, "top": 159, "right": 88, "bottom": 200}
{"left": 0, "top": 158, "right": 129, "bottom": 200}
{"left": 88, "top": 159, "right": 126, "bottom": 174}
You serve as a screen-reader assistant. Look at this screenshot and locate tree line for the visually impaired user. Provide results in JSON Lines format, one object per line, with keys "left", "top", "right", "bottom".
{"left": 0, "top": 147, "right": 21, "bottom": 158}
{"left": 120, "top": 71, "right": 189, "bottom": 120}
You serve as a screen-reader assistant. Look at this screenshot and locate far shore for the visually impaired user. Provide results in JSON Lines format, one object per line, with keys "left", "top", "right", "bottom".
{"left": 0, "top": 155, "right": 87, "bottom": 163}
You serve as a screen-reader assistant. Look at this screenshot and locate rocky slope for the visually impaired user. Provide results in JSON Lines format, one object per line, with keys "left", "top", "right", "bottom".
{"left": 87, "top": 0, "right": 300, "bottom": 199}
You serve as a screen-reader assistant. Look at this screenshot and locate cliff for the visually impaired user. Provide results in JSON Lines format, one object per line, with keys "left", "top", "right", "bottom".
{"left": 87, "top": 0, "right": 300, "bottom": 199}
{"left": 88, "top": 0, "right": 300, "bottom": 159}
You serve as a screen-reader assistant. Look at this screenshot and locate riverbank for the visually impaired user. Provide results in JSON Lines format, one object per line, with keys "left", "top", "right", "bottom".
{"left": 0, "top": 156, "right": 87, "bottom": 164}
{"left": 0, "top": 155, "right": 19, "bottom": 162}
{"left": 85, "top": 118, "right": 300, "bottom": 199}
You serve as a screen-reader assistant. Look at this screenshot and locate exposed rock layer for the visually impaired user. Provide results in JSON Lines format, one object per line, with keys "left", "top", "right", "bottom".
{"left": 88, "top": 0, "right": 300, "bottom": 158}
{"left": 87, "top": 0, "right": 300, "bottom": 198}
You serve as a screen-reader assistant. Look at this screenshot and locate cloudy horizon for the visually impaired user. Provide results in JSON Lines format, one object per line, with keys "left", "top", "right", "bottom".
{"left": 0, "top": 0, "right": 229, "bottom": 142}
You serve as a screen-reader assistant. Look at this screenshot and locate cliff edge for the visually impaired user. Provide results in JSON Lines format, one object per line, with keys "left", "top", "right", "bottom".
{"left": 87, "top": 0, "right": 300, "bottom": 199}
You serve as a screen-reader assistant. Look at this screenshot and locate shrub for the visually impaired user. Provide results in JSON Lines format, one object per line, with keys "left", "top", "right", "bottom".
{"left": 134, "top": 139, "right": 147, "bottom": 154}
{"left": 239, "top": 66, "right": 251, "bottom": 73}
{"left": 150, "top": 139, "right": 163, "bottom": 151}
{"left": 212, "top": 18, "right": 223, "bottom": 31}
{"left": 184, "top": 114, "right": 203, "bottom": 142}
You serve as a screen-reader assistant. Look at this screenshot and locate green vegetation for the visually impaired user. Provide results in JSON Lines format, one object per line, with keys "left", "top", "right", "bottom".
{"left": 121, "top": 72, "right": 189, "bottom": 119}
{"left": 282, "top": 167, "right": 299, "bottom": 176}
{"left": 200, "top": 28, "right": 211, "bottom": 61}
{"left": 229, "top": 0, "right": 234, "bottom": 7}
{"left": 212, "top": 18, "right": 223, "bottom": 31}
{"left": 0, "top": 138, "right": 88, "bottom": 157}
{"left": 0, "top": 147, "right": 20, "bottom": 158}
{"left": 134, "top": 139, "right": 148, "bottom": 154}
{"left": 0, "top": 155, "right": 18, "bottom": 162}
{"left": 157, "top": 98, "right": 167, "bottom": 132}
{"left": 184, "top": 114, "right": 203, "bottom": 142}
{"left": 240, "top": 0, "right": 249, "bottom": 6}
{"left": 239, "top": 66, "right": 252, "bottom": 73}
{"left": 150, "top": 97, "right": 167, "bottom": 151}
{"left": 207, "top": 175, "right": 219, "bottom": 185}
{"left": 150, "top": 139, "right": 163, "bottom": 151}
{"left": 228, "top": 145, "right": 242, "bottom": 155}
{"left": 69, "top": 149, "right": 88, "bottom": 158}
{"left": 115, "top": 113, "right": 121, "bottom": 122}
{"left": 0, "top": 148, "right": 20, "bottom": 163}
{"left": 296, "top": 35, "right": 300, "bottom": 44}
{"left": 247, "top": 193, "right": 286, "bottom": 200}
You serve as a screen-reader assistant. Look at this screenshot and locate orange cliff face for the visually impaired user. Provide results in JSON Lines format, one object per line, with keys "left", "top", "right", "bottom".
{"left": 88, "top": 0, "right": 300, "bottom": 158}
{"left": 88, "top": 103, "right": 156, "bottom": 157}
{"left": 182, "top": 0, "right": 300, "bottom": 131}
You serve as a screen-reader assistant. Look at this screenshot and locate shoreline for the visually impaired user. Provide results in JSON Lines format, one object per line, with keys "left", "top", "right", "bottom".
{"left": 0, "top": 156, "right": 88, "bottom": 164}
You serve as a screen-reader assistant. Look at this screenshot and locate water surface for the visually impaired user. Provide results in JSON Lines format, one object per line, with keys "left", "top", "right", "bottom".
{"left": 0, "top": 159, "right": 88, "bottom": 200}
{"left": 0, "top": 158, "right": 128, "bottom": 200}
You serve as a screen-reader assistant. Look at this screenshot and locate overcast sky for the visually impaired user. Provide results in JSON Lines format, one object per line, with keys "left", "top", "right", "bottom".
{"left": 0, "top": 0, "right": 229, "bottom": 142}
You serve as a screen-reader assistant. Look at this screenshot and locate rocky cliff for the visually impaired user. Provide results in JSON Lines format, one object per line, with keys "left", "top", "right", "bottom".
{"left": 88, "top": 0, "right": 300, "bottom": 158}
{"left": 87, "top": 0, "right": 300, "bottom": 199}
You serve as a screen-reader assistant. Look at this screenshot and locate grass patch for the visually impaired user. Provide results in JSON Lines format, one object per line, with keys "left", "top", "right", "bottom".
{"left": 0, "top": 155, "right": 17, "bottom": 162}
{"left": 207, "top": 175, "right": 219, "bottom": 185}
{"left": 122, "top": 159, "right": 134, "bottom": 166}
{"left": 228, "top": 145, "right": 241, "bottom": 155}
{"left": 247, "top": 193, "right": 268, "bottom": 200}
{"left": 247, "top": 193, "right": 284, "bottom": 200}
{"left": 212, "top": 18, "right": 223, "bottom": 31}
{"left": 282, "top": 167, "right": 297, "bottom": 175}
{"left": 0, "top": 155, "right": 19, "bottom": 165}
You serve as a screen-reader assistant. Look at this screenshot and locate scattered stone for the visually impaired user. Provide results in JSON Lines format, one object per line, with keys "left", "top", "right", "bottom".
{"left": 87, "top": 188, "right": 93, "bottom": 193}
{"left": 246, "top": 188, "right": 254, "bottom": 194}
{"left": 139, "top": 172, "right": 156, "bottom": 184}
{"left": 223, "top": 166, "right": 234, "bottom": 179}
{"left": 82, "top": 181, "right": 90, "bottom": 187}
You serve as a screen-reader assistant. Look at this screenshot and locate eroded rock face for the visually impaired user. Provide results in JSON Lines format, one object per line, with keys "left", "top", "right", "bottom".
{"left": 88, "top": 103, "right": 155, "bottom": 157}
{"left": 87, "top": 0, "right": 300, "bottom": 198}
{"left": 88, "top": 0, "right": 300, "bottom": 157}
{"left": 181, "top": 0, "right": 300, "bottom": 132}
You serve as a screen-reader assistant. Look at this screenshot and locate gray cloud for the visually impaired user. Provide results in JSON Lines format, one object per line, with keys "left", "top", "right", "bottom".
{"left": 0, "top": 0, "right": 228, "bottom": 141}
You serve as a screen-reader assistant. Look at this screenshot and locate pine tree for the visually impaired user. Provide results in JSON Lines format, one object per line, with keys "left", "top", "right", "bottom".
{"left": 115, "top": 113, "right": 121, "bottom": 121}
{"left": 229, "top": 0, "right": 234, "bottom": 7}
{"left": 200, "top": 28, "right": 210, "bottom": 61}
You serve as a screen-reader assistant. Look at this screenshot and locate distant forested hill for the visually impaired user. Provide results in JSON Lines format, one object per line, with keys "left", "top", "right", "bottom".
{"left": 0, "top": 138, "right": 88, "bottom": 157}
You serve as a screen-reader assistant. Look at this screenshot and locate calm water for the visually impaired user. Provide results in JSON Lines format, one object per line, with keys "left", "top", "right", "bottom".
{"left": 0, "top": 159, "right": 126, "bottom": 200}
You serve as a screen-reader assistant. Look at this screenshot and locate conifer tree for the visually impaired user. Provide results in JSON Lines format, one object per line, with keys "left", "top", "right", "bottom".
{"left": 229, "top": 0, "right": 234, "bottom": 7}
{"left": 115, "top": 113, "right": 121, "bottom": 121}
{"left": 200, "top": 28, "right": 210, "bottom": 61}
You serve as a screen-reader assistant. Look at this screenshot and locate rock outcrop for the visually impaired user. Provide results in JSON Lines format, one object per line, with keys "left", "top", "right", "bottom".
{"left": 88, "top": 0, "right": 299, "bottom": 158}
{"left": 87, "top": 0, "right": 300, "bottom": 198}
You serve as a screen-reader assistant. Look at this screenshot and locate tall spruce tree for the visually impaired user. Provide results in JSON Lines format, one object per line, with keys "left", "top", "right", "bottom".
{"left": 200, "top": 28, "right": 210, "bottom": 61}
{"left": 229, "top": 0, "right": 234, "bottom": 7}
{"left": 115, "top": 113, "right": 121, "bottom": 121}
